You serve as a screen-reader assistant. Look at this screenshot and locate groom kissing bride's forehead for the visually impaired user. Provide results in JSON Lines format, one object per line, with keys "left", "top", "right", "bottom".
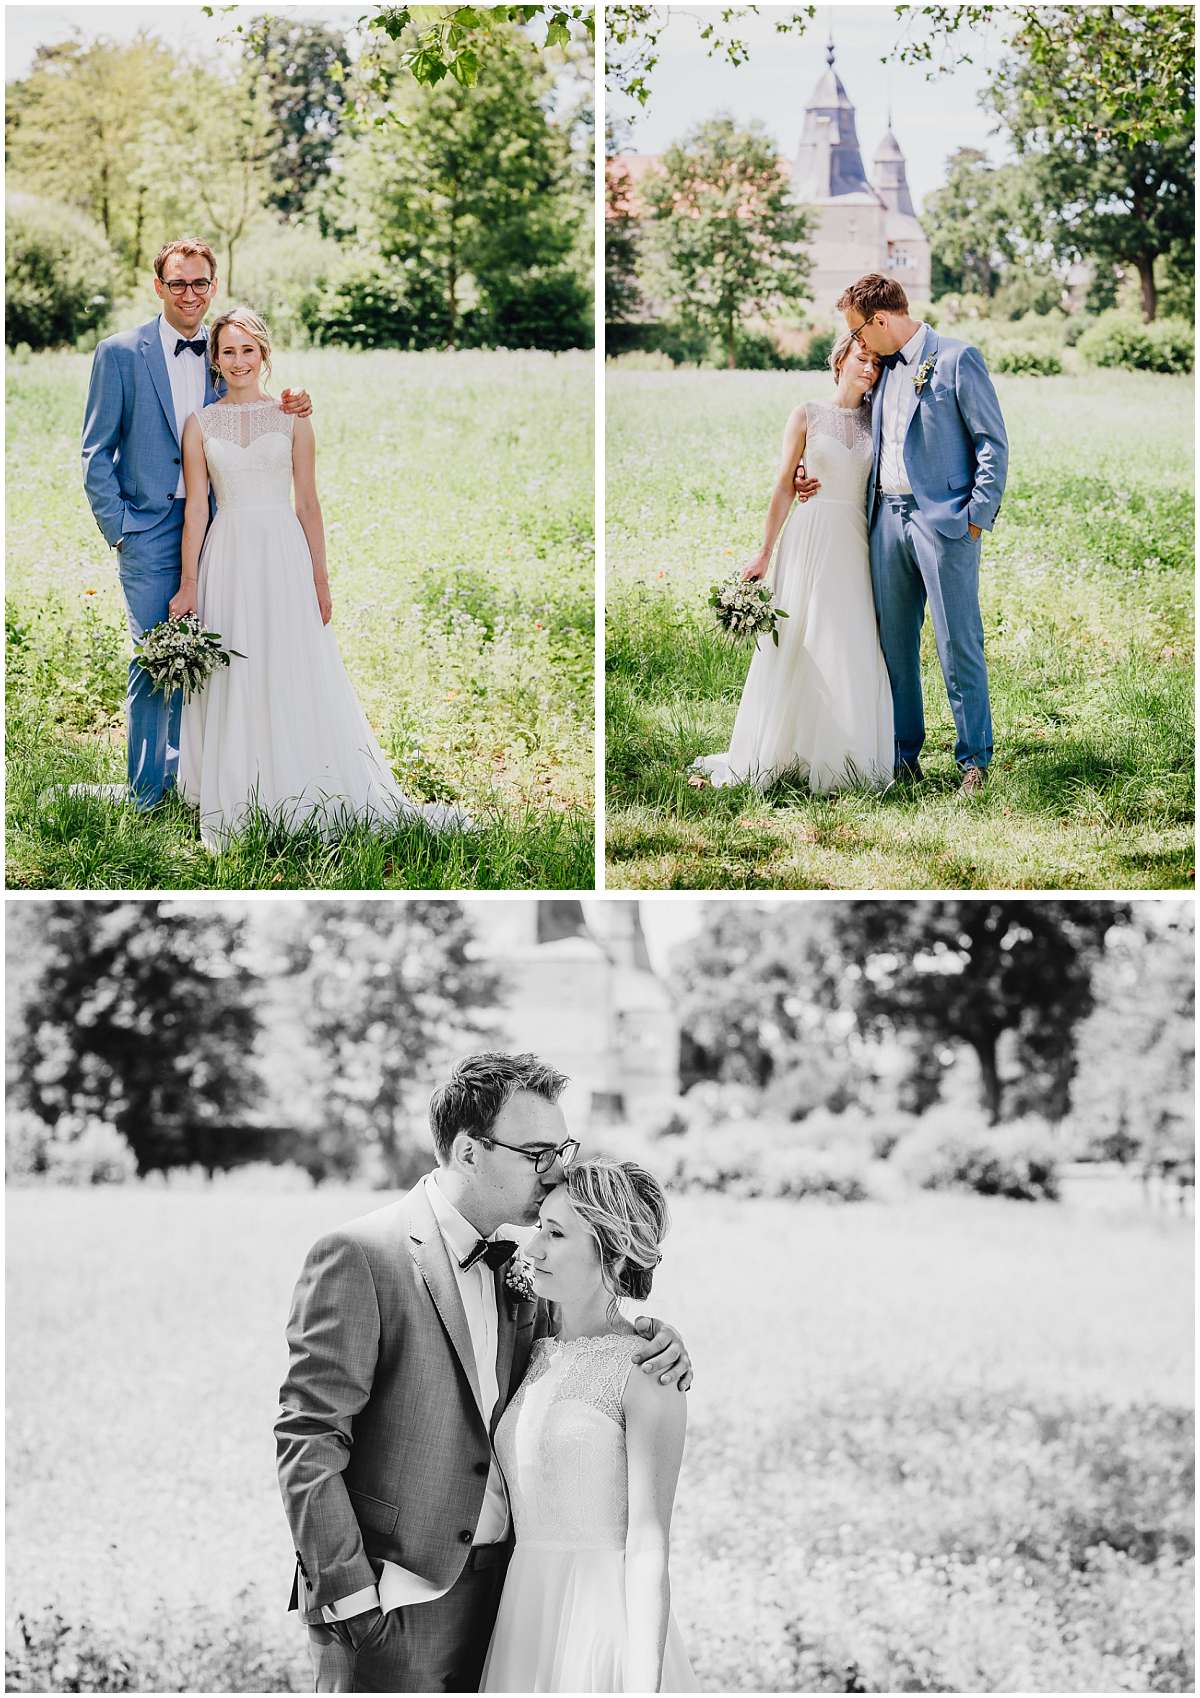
{"left": 276, "top": 1051, "right": 696, "bottom": 1694}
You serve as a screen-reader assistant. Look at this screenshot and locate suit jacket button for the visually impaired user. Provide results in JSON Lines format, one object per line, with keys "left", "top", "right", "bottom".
{"left": 474, "top": 1461, "right": 489, "bottom": 1476}
{"left": 459, "top": 1529, "right": 473, "bottom": 1544}
{"left": 173, "top": 457, "right": 181, "bottom": 465}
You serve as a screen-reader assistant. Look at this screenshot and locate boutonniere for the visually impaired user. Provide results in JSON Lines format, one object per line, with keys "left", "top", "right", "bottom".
{"left": 503, "top": 1257, "right": 536, "bottom": 1305}
{"left": 912, "top": 355, "right": 937, "bottom": 395}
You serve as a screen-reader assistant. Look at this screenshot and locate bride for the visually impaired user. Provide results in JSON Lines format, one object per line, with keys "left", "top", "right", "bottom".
{"left": 173, "top": 306, "right": 472, "bottom": 850}
{"left": 691, "top": 333, "right": 894, "bottom": 794}
{"left": 481, "top": 1159, "right": 697, "bottom": 1693}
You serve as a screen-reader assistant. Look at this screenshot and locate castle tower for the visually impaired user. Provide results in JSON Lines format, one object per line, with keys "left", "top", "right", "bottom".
{"left": 871, "top": 114, "right": 931, "bottom": 297}
{"left": 791, "top": 42, "right": 931, "bottom": 317}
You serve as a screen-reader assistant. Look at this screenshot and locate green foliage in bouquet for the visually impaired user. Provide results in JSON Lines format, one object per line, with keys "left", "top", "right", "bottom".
{"left": 707, "top": 574, "right": 788, "bottom": 647}
{"left": 133, "top": 614, "right": 245, "bottom": 702}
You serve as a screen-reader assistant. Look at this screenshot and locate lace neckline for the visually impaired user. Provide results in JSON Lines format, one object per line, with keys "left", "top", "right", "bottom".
{"left": 542, "top": 1331, "right": 636, "bottom": 1351}
{"left": 213, "top": 398, "right": 277, "bottom": 410}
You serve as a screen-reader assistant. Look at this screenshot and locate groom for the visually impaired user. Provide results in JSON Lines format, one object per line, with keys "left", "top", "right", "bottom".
{"left": 797, "top": 273, "right": 1008, "bottom": 792}
{"left": 80, "top": 237, "right": 310, "bottom": 809}
{"left": 275, "top": 1052, "right": 691, "bottom": 1693}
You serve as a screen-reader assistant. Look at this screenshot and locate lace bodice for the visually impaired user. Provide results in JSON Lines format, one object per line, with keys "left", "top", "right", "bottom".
{"left": 802, "top": 398, "right": 873, "bottom": 506}
{"left": 199, "top": 401, "right": 294, "bottom": 512}
{"left": 495, "top": 1332, "right": 638, "bottom": 1552}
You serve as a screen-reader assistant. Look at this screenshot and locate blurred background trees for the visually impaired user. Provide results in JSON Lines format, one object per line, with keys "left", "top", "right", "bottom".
{"left": 4, "top": 10, "right": 592, "bottom": 352}
{"left": 7, "top": 900, "right": 1191, "bottom": 1209}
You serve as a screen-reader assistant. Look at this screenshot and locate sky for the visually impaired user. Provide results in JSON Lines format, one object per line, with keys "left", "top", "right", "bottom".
{"left": 608, "top": 3, "right": 1017, "bottom": 213}
{"left": 6, "top": 3, "right": 378, "bottom": 78}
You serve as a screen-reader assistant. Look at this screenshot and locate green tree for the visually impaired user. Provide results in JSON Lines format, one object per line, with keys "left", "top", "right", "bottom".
{"left": 6, "top": 34, "right": 179, "bottom": 279}
{"left": 986, "top": 10, "right": 1194, "bottom": 322}
{"left": 605, "top": 124, "right": 642, "bottom": 327}
{"left": 6, "top": 901, "right": 263, "bottom": 1174}
{"left": 643, "top": 116, "right": 811, "bottom": 368}
{"left": 279, "top": 902, "right": 503, "bottom": 1183}
{"left": 819, "top": 901, "right": 1124, "bottom": 1124}
{"left": 241, "top": 15, "right": 351, "bottom": 218}
{"left": 326, "top": 24, "right": 587, "bottom": 347}
{"left": 921, "top": 147, "right": 1027, "bottom": 299}
{"left": 167, "top": 64, "right": 276, "bottom": 294}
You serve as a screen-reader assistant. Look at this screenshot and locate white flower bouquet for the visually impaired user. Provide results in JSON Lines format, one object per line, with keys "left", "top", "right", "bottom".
{"left": 707, "top": 575, "right": 789, "bottom": 647}
{"left": 133, "top": 613, "right": 245, "bottom": 701}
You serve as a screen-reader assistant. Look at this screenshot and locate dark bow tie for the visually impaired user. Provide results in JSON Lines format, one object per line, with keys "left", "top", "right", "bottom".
{"left": 174, "top": 337, "right": 206, "bottom": 358}
{"left": 879, "top": 350, "right": 908, "bottom": 371}
{"left": 461, "top": 1237, "right": 516, "bottom": 1273}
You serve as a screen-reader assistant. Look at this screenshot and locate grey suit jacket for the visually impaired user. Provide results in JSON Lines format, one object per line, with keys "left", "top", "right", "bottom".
{"left": 275, "top": 1178, "right": 551, "bottom": 1623}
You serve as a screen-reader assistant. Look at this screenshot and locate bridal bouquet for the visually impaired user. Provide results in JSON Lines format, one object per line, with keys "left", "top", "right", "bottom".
{"left": 133, "top": 614, "right": 245, "bottom": 701}
{"left": 708, "top": 575, "right": 789, "bottom": 647}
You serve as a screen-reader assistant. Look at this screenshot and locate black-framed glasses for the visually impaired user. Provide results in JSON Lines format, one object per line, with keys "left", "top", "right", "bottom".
{"left": 163, "top": 278, "right": 214, "bottom": 298}
{"left": 482, "top": 1135, "right": 580, "bottom": 1175}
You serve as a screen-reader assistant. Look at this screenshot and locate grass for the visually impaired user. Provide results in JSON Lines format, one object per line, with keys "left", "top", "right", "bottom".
{"left": 5, "top": 348, "right": 595, "bottom": 890}
{"left": 605, "top": 368, "right": 1194, "bottom": 889}
{"left": 5, "top": 1183, "right": 1193, "bottom": 1692}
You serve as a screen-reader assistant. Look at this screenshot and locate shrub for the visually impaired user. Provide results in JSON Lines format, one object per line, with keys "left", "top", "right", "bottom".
{"left": 732, "top": 328, "right": 799, "bottom": 370}
{"left": 1063, "top": 312, "right": 1094, "bottom": 348}
{"left": 895, "top": 1110, "right": 1061, "bottom": 1201}
{"left": 799, "top": 329, "right": 835, "bottom": 371}
{"left": 1077, "top": 309, "right": 1194, "bottom": 374}
{"left": 989, "top": 341, "right": 1064, "bottom": 375}
{"left": 476, "top": 268, "right": 593, "bottom": 352}
{"left": 302, "top": 252, "right": 451, "bottom": 350}
{"left": 6, "top": 1111, "right": 137, "bottom": 1184}
{"left": 6, "top": 194, "right": 120, "bottom": 350}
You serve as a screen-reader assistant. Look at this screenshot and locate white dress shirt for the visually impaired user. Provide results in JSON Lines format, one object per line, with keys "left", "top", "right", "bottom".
{"left": 324, "top": 1174, "right": 512, "bottom": 1622}
{"left": 157, "top": 315, "right": 208, "bottom": 497}
{"left": 878, "top": 321, "right": 928, "bottom": 495}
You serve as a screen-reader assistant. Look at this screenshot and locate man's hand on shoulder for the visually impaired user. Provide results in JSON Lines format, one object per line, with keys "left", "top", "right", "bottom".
{"left": 631, "top": 1314, "right": 692, "bottom": 1392}
{"left": 280, "top": 387, "right": 313, "bottom": 419}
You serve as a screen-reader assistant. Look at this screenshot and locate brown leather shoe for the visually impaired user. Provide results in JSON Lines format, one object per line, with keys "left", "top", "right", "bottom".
{"left": 959, "top": 766, "right": 987, "bottom": 796}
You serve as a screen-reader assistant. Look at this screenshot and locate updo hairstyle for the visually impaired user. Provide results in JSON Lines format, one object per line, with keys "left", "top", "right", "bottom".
{"left": 564, "top": 1158, "right": 670, "bottom": 1311}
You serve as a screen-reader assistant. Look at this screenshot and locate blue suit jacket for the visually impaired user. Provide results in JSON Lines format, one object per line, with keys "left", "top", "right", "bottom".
{"left": 868, "top": 330, "right": 1008, "bottom": 541}
{"left": 81, "top": 317, "right": 219, "bottom": 549}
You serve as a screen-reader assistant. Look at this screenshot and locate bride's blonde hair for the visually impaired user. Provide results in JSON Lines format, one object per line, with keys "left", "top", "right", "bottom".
{"left": 564, "top": 1158, "right": 670, "bottom": 1320}
{"left": 830, "top": 329, "right": 855, "bottom": 382}
{"left": 209, "top": 306, "right": 273, "bottom": 390}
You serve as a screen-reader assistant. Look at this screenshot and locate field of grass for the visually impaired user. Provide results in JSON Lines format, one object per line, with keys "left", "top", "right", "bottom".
{"left": 6, "top": 1184, "right": 1193, "bottom": 1692}
{"left": 605, "top": 369, "right": 1194, "bottom": 889}
{"left": 6, "top": 348, "right": 594, "bottom": 890}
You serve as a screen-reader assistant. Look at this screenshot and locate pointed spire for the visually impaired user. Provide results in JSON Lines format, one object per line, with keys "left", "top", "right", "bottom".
{"left": 792, "top": 33, "right": 876, "bottom": 202}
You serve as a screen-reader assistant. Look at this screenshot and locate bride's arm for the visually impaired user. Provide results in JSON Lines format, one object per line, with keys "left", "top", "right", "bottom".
{"left": 292, "top": 417, "right": 332, "bottom": 626}
{"left": 622, "top": 1362, "right": 688, "bottom": 1692}
{"left": 742, "top": 403, "right": 808, "bottom": 582}
{"left": 169, "top": 415, "right": 208, "bottom": 619}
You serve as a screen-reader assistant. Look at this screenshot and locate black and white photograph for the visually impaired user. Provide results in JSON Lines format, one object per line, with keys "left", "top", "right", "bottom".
{"left": 5, "top": 894, "right": 1194, "bottom": 1692}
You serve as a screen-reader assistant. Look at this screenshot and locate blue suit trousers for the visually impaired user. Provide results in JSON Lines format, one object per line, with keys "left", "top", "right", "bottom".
{"left": 870, "top": 494, "right": 992, "bottom": 771}
{"left": 117, "top": 506, "right": 184, "bottom": 807}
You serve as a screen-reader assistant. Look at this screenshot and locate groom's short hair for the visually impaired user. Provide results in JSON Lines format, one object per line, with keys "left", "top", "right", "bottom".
{"left": 154, "top": 238, "right": 217, "bottom": 279}
{"left": 838, "top": 274, "right": 909, "bottom": 318}
{"left": 429, "top": 1052, "right": 570, "bottom": 1161}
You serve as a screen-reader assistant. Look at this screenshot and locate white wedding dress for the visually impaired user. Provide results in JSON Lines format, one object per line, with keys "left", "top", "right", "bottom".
{"left": 481, "top": 1333, "right": 698, "bottom": 1693}
{"left": 178, "top": 401, "right": 471, "bottom": 850}
{"left": 693, "top": 398, "right": 894, "bottom": 793}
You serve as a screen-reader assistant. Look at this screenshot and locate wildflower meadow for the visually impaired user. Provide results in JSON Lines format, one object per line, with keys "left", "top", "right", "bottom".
{"left": 5, "top": 1180, "right": 1192, "bottom": 1692}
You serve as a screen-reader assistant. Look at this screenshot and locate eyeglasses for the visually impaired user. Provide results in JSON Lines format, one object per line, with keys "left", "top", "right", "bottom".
{"left": 163, "top": 278, "right": 214, "bottom": 298}
{"left": 482, "top": 1135, "right": 581, "bottom": 1175}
